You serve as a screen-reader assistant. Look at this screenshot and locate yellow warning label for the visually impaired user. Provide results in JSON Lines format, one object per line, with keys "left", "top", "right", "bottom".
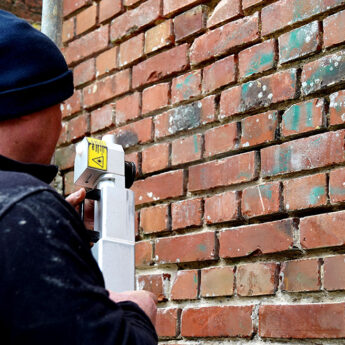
{"left": 87, "top": 138, "right": 108, "bottom": 171}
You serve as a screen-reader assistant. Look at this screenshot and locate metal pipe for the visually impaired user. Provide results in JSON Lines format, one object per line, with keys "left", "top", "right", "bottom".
{"left": 41, "top": 0, "right": 63, "bottom": 47}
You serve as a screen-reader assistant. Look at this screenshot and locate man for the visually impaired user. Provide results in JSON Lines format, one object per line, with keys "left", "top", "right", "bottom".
{"left": 0, "top": 10, "right": 158, "bottom": 344}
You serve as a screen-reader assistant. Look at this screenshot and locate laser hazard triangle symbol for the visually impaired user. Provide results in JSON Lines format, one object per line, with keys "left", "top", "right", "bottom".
{"left": 92, "top": 156, "right": 105, "bottom": 169}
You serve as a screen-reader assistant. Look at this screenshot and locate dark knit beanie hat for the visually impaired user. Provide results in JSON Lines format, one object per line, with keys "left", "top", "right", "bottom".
{"left": 0, "top": 10, "right": 74, "bottom": 120}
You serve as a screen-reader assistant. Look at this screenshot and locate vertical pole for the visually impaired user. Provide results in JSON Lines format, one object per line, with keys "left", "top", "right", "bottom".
{"left": 41, "top": 0, "right": 63, "bottom": 47}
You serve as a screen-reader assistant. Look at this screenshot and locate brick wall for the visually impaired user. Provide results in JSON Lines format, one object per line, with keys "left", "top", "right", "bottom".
{"left": 60, "top": 0, "right": 345, "bottom": 342}
{"left": 0, "top": 0, "right": 42, "bottom": 23}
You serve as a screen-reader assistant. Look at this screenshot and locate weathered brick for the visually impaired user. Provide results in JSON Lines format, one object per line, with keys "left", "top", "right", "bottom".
{"left": 172, "top": 134, "right": 202, "bottom": 166}
{"left": 202, "top": 55, "right": 236, "bottom": 93}
{"left": 76, "top": 3, "right": 97, "bottom": 35}
{"left": 155, "top": 232, "right": 217, "bottom": 264}
{"left": 324, "top": 9, "right": 345, "bottom": 47}
{"left": 135, "top": 240, "right": 153, "bottom": 267}
{"left": 302, "top": 51, "right": 345, "bottom": 95}
{"left": 96, "top": 46, "right": 118, "bottom": 77}
{"left": 114, "top": 117, "right": 152, "bottom": 148}
{"left": 284, "top": 173, "right": 327, "bottom": 211}
{"left": 62, "top": 18, "right": 74, "bottom": 43}
{"left": 140, "top": 204, "right": 169, "bottom": 234}
{"left": 281, "top": 98, "right": 325, "bottom": 137}
{"left": 259, "top": 303, "right": 345, "bottom": 338}
{"left": 242, "top": 182, "right": 281, "bottom": 218}
{"left": 241, "top": 111, "right": 278, "bottom": 147}
{"left": 115, "top": 92, "right": 141, "bottom": 126}
{"left": 67, "top": 113, "right": 88, "bottom": 141}
{"left": 73, "top": 58, "right": 95, "bottom": 86}
{"left": 55, "top": 144, "right": 75, "bottom": 171}
{"left": 207, "top": 0, "right": 241, "bottom": 28}
{"left": 261, "top": 130, "right": 345, "bottom": 177}
{"left": 181, "top": 306, "right": 253, "bottom": 337}
{"left": 262, "top": 0, "right": 345, "bottom": 36}
{"left": 237, "top": 262, "right": 278, "bottom": 296}
{"left": 61, "top": 91, "right": 82, "bottom": 118}
{"left": 171, "top": 270, "right": 199, "bottom": 300}
{"left": 99, "top": 0, "right": 122, "bottom": 23}
{"left": 300, "top": 210, "right": 345, "bottom": 249}
{"left": 132, "top": 170, "right": 184, "bottom": 205}
{"left": 190, "top": 13, "right": 259, "bottom": 65}
{"left": 174, "top": 5, "right": 207, "bottom": 42}
{"left": 281, "top": 259, "right": 320, "bottom": 292}
{"left": 145, "top": 20, "right": 174, "bottom": 54}
{"left": 205, "top": 122, "right": 238, "bottom": 157}
{"left": 204, "top": 191, "right": 239, "bottom": 224}
{"left": 142, "top": 83, "right": 170, "bottom": 114}
{"left": 330, "top": 167, "right": 345, "bottom": 204}
{"left": 138, "top": 274, "right": 170, "bottom": 301}
{"left": 110, "top": 0, "right": 162, "bottom": 42}
{"left": 330, "top": 90, "right": 345, "bottom": 125}
{"left": 219, "top": 219, "right": 296, "bottom": 258}
{"left": 141, "top": 143, "right": 170, "bottom": 174}
{"left": 64, "top": 0, "right": 91, "bottom": 17}
{"left": 163, "top": 0, "right": 204, "bottom": 16}
{"left": 123, "top": 0, "right": 141, "bottom": 6}
{"left": 239, "top": 39, "right": 275, "bottom": 79}
{"left": 200, "top": 267, "right": 234, "bottom": 297}
{"left": 156, "top": 308, "right": 179, "bottom": 338}
{"left": 64, "top": 171, "right": 78, "bottom": 195}
{"left": 188, "top": 151, "right": 258, "bottom": 192}
{"left": 172, "top": 70, "right": 201, "bottom": 104}
{"left": 324, "top": 255, "right": 345, "bottom": 291}
{"left": 242, "top": 0, "right": 266, "bottom": 10}
{"left": 119, "top": 33, "right": 144, "bottom": 67}
{"left": 133, "top": 44, "right": 189, "bottom": 88}
{"left": 171, "top": 198, "right": 202, "bottom": 230}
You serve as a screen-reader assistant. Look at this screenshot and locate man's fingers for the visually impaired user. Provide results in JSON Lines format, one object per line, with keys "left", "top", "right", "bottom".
{"left": 66, "top": 188, "right": 86, "bottom": 207}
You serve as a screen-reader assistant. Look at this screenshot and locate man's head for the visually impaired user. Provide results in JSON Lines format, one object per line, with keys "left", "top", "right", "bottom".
{"left": 0, "top": 10, "right": 74, "bottom": 164}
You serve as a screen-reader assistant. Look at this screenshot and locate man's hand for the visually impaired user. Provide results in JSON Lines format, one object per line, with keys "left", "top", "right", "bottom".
{"left": 66, "top": 188, "right": 86, "bottom": 208}
{"left": 109, "top": 290, "right": 158, "bottom": 326}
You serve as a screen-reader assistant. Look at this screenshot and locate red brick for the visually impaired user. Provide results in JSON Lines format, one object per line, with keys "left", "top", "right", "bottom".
{"left": 138, "top": 274, "right": 170, "bottom": 301}
{"left": 204, "top": 122, "right": 238, "bottom": 157}
{"left": 99, "top": 0, "right": 122, "bottom": 23}
{"left": 279, "top": 21, "right": 320, "bottom": 64}
{"left": 171, "top": 198, "right": 202, "bottom": 230}
{"left": 190, "top": 13, "right": 259, "bottom": 65}
{"left": 300, "top": 211, "right": 345, "bottom": 249}
{"left": 330, "top": 167, "right": 345, "bottom": 204}
{"left": 73, "top": 59, "right": 95, "bottom": 86}
{"left": 142, "top": 83, "right": 170, "bottom": 114}
{"left": 110, "top": 0, "right": 162, "bottom": 42}
{"left": 163, "top": 0, "right": 204, "bottom": 16}
{"left": 135, "top": 240, "right": 153, "bottom": 268}
{"left": 262, "top": 0, "right": 344, "bottom": 36}
{"left": 174, "top": 5, "right": 207, "bottom": 42}
{"left": 55, "top": 144, "right": 75, "bottom": 171}
{"left": 64, "top": 0, "right": 91, "bottom": 17}
{"left": 140, "top": 204, "right": 169, "bottom": 234}
{"left": 242, "top": 182, "right": 281, "bottom": 218}
{"left": 132, "top": 170, "right": 184, "bottom": 205}
{"left": 115, "top": 92, "right": 141, "bottom": 126}
{"left": 62, "top": 18, "right": 74, "bottom": 43}
{"left": 96, "top": 47, "right": 118, "bottom": 77}
{"left": 144, "top": 20, "right": 174, "bottom": 54}
{"left": 119, "top": 33, "right": 144, "bottom": 67}
{"left": 188, "top": 151, "right": 258, "bottom": 192}
{"left": 90, "top": 104, "right": 114, "bottom": 133}
{"left": 123, "top": 0, "right": 141, "bottom": 6}
{"left": 61, "top": 91, "right": 81, "bottom": 118}
{"left": 281, "top": 98, "right": 325, "bottom": 137}
{"left": 133, "top": 44, "right": 189, "bottom": 88}
{"left": 241, "top": 111, "right": 278, "bottom": 148}
{"left": 155, "top": 232, "right": 217, "bottom": 264}
{"left": 141, "top": 143, "right": 169, "bottom": 174}
{"left": 199, "top": 95, "right": 216, "bottom": 124}
{"left": 172, "top": 70, "right": 201, "bottom": 104}
{"left": 219, "top": 219, "right": 296, "bottom": 258}
{"left": 330, "top": 90, "right": 345, "bottom": 125}
{"left": 135, "top": 210, "right": 139, "bottom": 238}
{"left": 281, "top": 259, "right": 320, "bottom": 292}
{"left": 207, "top": 0, "right": 241, "bottom": 28}
{"left": 324, "top": 10, "right": 345, "bottom": 47}
{"left": 58, "top": 122, "right": 68, "bottom": 146}
{"left": 83, "top": 69, "right": 130, "bottom": 108}
{"left": 114, "top": 117, "right": 152, "bottom": 148}
{"left": 156, "top": 308, "right": 179, "bottom": 338}
{"left": 181, "top": 306, "right": 253, "bottom": 337}
{"left": 200, "top": 267, "right": 234, "bottom": 297}
{"left": 239, "top": 39, "right": 275, "bottom": 79}
{"left": 324, "top": 255, "right": 345, "bottom": 291}
{"left": 204, "top": 191, "right": 239, "bottom": 224}
{"left": 237, "top": 262, "right": 278, "bottom": 296}
{"left": 283, "top": 173, "right": 327, "bottom": 211}
{"left": 261, "top": 130, "right": 345, "bottom": 177}
{"left": 259, "top": 303, "right": 345, "bottom": 338}
{"left": 67, "top": 114, "right": 88, "bottom": 141}
{"left": 76, "top": 3, "right": 97, "bottom": 35}
{"left": 242, "top": 0, "right": 266, "bottom": 10}
{"left": 171, "top": 134, "right": 202, "bottom": 166}
{"left": 64, "top": 25, "right": 109, "bottom": 65}
{"left": 171, "top": 270, "right": 198, "bottom": 300}
{"left": 202, "top": 55, "right": 236, "bottom": 93}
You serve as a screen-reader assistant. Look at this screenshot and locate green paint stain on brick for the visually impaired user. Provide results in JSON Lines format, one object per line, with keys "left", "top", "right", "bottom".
{"left": 193, "top": 134, "right": 199, "bottom": 153}
{"left": 330, "top": 186, "right": 345, "bottom": 196}
{"left": 260, "top": 184, "right": 273, "bottom": 200}
{"left": 246, "top": 52, "right": 274, "bottom": 77}
{"left": 198, "top": 244, "right": 207, "bottom": 252}
{"left": 176, "top": 74, "right": 195, "bottom": 90}
{"left": 309, "top": 186, "right": 325, "bottom": 205}
{"left": 305, "top": 101, "right": 313, "bottom": 127}
{"left": 272, "top": 147, "right": 292, "bottom": 175}
{"left": 283, "top": 104, "right": 301, "bottom": 131}
{"left": 193, "top": 274, "right": 198, "bottom": 284}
